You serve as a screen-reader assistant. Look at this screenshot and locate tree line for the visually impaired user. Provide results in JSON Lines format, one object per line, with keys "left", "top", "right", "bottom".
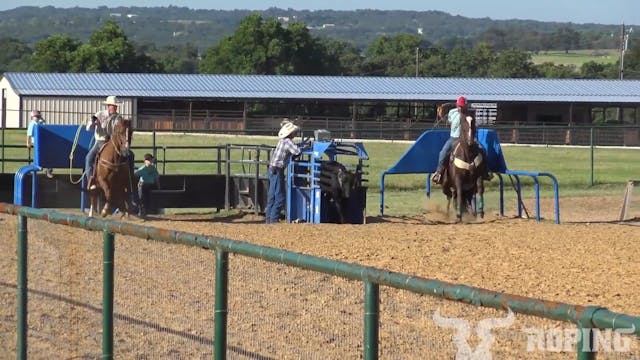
{"left": 1, "top": 14, "right": 638, "bottom": 79}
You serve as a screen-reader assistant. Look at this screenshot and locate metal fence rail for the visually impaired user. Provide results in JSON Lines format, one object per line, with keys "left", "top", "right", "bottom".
{"left": 2, "top": 202, "right": 639, "bottom": 359}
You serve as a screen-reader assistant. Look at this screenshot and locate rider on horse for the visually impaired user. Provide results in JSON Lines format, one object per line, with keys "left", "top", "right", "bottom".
{"left": 85, "top": 95, "right": 135, "bottom": 191}
{"left": 432, "top": 96, "right": 492, "bottom": 185}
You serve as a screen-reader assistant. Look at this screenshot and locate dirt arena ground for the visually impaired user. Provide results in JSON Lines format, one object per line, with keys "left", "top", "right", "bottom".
{"left": 0, "top": 195, "right": 639, "bottom": 359}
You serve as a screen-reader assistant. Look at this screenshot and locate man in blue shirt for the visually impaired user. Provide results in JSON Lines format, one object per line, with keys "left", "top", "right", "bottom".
{"left": 26, "top": 110, "right": 54, "bottom": 178}
{"left": 265, "top": 120, "right": 301, "bottom": 223}
{"left": 432, "top": 96, "right": 466, "bottom": 184}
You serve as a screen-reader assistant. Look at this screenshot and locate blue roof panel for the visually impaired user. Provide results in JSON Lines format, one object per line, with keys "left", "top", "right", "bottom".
{"left": 4, "top": 72, "right": 640, "bottom": 103}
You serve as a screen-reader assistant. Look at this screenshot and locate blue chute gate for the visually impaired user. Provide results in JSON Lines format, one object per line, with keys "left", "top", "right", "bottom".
{"left": 380, "top": 129, "right": 561, "bottom": 223}
{"left": 14, "top": 125, "right": 93, "bottom": 207}
{"left": 287, "top": 139, "right": 369, "bottom": 224}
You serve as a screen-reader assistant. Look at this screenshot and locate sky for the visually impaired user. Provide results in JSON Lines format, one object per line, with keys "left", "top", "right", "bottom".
{"left": 1, "top": 0, "right": 639, "bottom": 26}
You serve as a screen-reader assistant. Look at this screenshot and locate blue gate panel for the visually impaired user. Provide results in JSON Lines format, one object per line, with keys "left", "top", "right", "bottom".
{"left": 34, "top": 125, "right": 93, "bottom": 169}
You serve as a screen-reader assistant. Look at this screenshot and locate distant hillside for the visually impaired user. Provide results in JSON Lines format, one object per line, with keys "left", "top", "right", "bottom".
{"left": 0, "top": 6, "right": 627, "bottom": 51}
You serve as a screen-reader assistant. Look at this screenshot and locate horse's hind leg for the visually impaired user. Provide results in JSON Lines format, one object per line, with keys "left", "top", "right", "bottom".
{"left": 120, "top": 190, "right": 130, "bottom": 218}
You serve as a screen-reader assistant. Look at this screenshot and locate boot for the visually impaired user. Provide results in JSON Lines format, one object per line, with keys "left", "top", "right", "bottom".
{"left": 432, "top": 166, "right": 444, "bottom": 184}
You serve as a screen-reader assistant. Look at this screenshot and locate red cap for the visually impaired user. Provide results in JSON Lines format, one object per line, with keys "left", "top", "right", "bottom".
{"left": 456, "top": 96, "right": 467, "bottom": 107}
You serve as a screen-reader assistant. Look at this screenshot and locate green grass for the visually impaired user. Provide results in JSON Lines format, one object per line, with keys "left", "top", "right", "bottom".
{"left": 3, "top": 129, "right": 639, "bottom": 216}
{"left": 531, "top": 49, "right": 619, "bottom": 67}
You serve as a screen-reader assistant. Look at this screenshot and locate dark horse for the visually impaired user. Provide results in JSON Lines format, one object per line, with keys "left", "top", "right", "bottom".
{"left": 436, "top": 104, "right": 487, "bottom": 222}
{"left": 89, "top": 118, "right": 133, "bottom": 217}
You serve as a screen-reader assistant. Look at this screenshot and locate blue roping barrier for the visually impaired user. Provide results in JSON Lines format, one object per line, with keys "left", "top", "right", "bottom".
{"left": 380, "top": 129, "right": 560, "bottom": 223}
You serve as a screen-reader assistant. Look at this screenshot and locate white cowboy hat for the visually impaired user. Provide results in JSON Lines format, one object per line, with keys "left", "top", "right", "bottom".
{"left": 278, "top": 122, "right": 299, "bottom": 139}
{"left": 103, "top": 95, "right": 122, "bottom": 106}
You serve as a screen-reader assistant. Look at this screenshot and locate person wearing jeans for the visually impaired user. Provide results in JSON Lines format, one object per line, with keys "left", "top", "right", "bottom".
{"left": 432, "top": 96, "right": 466, "bottom": 184}
{"left": 265, "top": 120, "right": 301, "bottom": 223}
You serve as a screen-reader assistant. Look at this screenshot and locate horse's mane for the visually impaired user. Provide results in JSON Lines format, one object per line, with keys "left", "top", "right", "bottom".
{"left": 110, "top": 118, "right": 132, "bottom": 153}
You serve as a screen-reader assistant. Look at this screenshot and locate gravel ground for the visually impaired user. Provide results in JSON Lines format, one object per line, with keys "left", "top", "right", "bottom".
{"left": 0, "top": 195, "right": 639, "bottom": 359}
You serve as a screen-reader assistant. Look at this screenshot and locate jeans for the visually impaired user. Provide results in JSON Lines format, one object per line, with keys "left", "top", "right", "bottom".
{"left": 85, "top": 140, "right": 104, "bottom": 181}
{"left": 137, "top": 182, "right": 157, "bottom": 216}
{"left": 265, "top": 167, "right": 286, "bottom": 223}
{"left": 437, "top": 137, "right": 458, "bottom": 169}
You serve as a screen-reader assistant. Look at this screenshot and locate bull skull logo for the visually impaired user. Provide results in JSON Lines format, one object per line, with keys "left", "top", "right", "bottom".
{"left": 432, "top": 308, "right": 515, "bottom": 359}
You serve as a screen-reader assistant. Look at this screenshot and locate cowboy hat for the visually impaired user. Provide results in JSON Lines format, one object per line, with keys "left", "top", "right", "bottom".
{"left": 30, "top": 110, "right": 41, "bottom": 118}
{"left": 278, "top": 122, "right": 299, "bottom": 139}
{"left": 103, "top": 95, "right": 122, "bottom": 106}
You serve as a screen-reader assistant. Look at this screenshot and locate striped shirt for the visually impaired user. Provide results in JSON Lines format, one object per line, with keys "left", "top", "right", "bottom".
{"left": 269, "top": 138, "right": 301, "bottom": 168}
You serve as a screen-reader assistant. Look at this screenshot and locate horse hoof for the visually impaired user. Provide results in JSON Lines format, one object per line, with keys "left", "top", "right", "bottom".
{"left": 101, "top": 210, "right": 108, "bottom": 217}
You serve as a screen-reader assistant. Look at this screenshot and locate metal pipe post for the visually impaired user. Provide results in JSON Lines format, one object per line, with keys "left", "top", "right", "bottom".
{"left": 102, "top": 231, "right": 115, "bottom": 359}
{"left": 214, "top": 249, "right": 229, "bottom": 360}
{"left": 364, "top": 281, "right": 379, "bottom": 360}
{"left": 17, "top": 215, "right": 28, "bottom": 360}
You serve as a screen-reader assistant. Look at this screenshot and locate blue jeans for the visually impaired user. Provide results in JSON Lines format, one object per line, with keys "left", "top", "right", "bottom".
{"left": 265, "top": 167, "right": 286, "bottom": 223}
{"left": 437, "top": 137, "right": 458, "bottom": 169}
{"left": 85, "top": 140, "right": 104, "bottom": 180}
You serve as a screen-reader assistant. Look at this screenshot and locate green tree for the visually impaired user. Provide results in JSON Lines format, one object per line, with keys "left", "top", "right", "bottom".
{"left": 317, "top": 37, "right": 363, "bottom": 75}
{"left": 0, "top": 37, "right": 32, "bottom": 73}
{"left": 551, "top": 27, "right": 581, "bottom": 53}
{"left": 580, "top": 61, "right": 613, "bottom": 79}
{"left": 362, "top": 34, "right": 424, "bottom": 76}
{"left": 200, "top": 14, "right": 345, "bottom": 75}
{"left": 71, "top": 21, "right": 158, "bottom": 73}
{"left": 419, "top": 46, "right": 449, "bottom": 77}
{"left": 31, "top": 35, "right": 81, "bottom": 72}
{"left": 488, "top": 49, "right": 539, "bottom": 78}
{"left": 200, "top": 14, "right": 286, "bottom": 74}
{"left": 536, "top": 62, "right": 577, "bottom": 78}
{"left": 147, "top": 43, "right": 199, "bottom": 73}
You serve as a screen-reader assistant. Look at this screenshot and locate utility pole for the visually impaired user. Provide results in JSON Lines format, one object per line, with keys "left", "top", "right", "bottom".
{"left": 414, "top": 47, "right": 419, "bottom": 119}
{"left": 619, "top": 24, "right": 633, "bottom": 80}
{"left": 415, "top": 47, "right": 419, "bottom": 77}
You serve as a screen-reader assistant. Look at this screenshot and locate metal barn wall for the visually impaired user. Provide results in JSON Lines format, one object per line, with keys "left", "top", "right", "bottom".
{"left": 0, "top": 77, "right": 22, "bottom": 128}
{"left": 20, "top": 96, "right": 135, "bottom": 127}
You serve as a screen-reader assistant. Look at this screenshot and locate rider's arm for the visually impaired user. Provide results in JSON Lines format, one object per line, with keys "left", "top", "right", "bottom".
{"left": 86, "top": 114, "right": 98, "bottom": 131}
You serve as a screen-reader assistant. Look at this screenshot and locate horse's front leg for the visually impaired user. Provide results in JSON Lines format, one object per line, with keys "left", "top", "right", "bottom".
{"left": 101, "top": 185, "right": 112, "bottom": 217}
{"left": 89, "top": 196, "right": 95, "bottom": 218}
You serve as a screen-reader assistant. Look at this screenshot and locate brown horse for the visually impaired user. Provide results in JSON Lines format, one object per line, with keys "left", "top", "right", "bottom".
{"left": 89, "top": 118, "right": 133, "bottom": 217}
{"left": 436, "top": 104, "right": 486, "bottom": 222}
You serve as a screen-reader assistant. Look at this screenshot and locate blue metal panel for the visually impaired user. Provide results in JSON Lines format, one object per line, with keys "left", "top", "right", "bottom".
{"left": 33, "top": 125, "right": 93, "bottom": 169}
{"left": 6, "top": 72, "right": 640, "bottom": 103}
{"left": 384, "top": 129, "right": 507, "bottom": 175}
{"left": 287, "top": 140, "right": 367, "bottom": 224}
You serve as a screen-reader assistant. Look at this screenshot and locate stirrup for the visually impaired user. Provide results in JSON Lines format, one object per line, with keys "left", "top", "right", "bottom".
{"left": 432, "top": 173, "right": 442, "bottom": 184}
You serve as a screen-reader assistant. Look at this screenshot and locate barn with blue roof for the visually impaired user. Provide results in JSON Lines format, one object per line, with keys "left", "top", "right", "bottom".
{"left": 1, "top": 72, "right": 640, "bottom": 144}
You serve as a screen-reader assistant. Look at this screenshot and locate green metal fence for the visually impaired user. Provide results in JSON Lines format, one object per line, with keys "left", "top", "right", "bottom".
{"left": 1, "top": 202, "right": 639, "bottom": 359}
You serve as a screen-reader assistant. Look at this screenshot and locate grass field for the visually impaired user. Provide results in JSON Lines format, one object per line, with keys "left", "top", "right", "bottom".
{"left": 2, "top": 128, "right": 639, "bottom": 216}
{"left": 531, "top": 49, "right": 619, "bottom": 67}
